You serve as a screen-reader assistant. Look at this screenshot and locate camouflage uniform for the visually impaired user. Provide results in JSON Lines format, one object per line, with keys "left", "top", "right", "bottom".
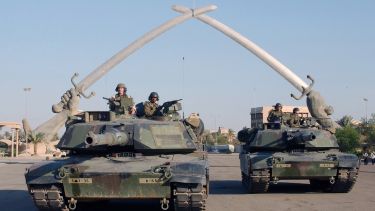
{"left": 288, "top": 113, "right": 301, "bottom": 127}
{"left": 144, "top": 101, "right": 159, "bottom": 118}
{"left": 267, "top": 110, "right": 284, "bottom": 123}
{"left": 110, "top": 94, "right": 134, "bottom": 115}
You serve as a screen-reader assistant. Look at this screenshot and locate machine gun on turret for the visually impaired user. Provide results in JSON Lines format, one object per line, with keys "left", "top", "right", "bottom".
{"left": 156, "top": 99, "right": 183, "bottom": 115}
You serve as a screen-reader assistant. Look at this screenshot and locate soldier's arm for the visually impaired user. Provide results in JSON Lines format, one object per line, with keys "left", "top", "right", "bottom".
{"left": 129, "top": 97, "right": 135, "bottom": 106}
{"left": 267, "top": 111, "right": 273, "bottom": 122}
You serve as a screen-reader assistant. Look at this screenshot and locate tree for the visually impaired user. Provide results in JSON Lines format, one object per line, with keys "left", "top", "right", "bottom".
{"left": 337, "top": 115, "right": 353, "bottom": 127}
{"left": 201, "top": 130, "right": 215, "bottom": 146}
{"left": 364, "top": 126, "right": 375, "bottom": 145}
{"left": 216, "top": 135, "right": 229, "bottom": 145}
{"left": 335, "top": 126, "right": 360, "bottom": 153}
{"left": 28, "top": 132, "right": 45, "bottom": 155}
{"left": 367, "top": 113, "right": 375, "bottom": 125}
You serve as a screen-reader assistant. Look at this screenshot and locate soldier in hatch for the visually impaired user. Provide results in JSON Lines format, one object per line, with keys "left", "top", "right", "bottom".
{"left": 288, "top": 107, "right": 302, "bottom": 127}
{"left": 144, "top": 92, "right": 161, "bottom": 118}
{"left": 109, "top": 83, "right": 136, "bottom": 115}
{"left": 267, "top": 103, "right": 284, "bottom": 123}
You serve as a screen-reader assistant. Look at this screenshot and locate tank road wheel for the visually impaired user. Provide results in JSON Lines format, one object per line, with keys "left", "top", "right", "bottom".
{"left": 310, "top": 168, "right": 358, "bottom": 193}
{"left": 29, "top": 184, "right": 68, "bottom": 211}
{"left": 243, "top": 169, "right": 270, "bottom": 193}
{"left": 173, "top": 183, "right": 208, "bottom": 211}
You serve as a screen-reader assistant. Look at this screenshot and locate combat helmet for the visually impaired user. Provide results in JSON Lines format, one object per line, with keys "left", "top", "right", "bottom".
{"left": 148, "top": 92, "right": 159, "bottom": 101}
{"left": 274, "top": 103, "right": 282, "bottom": 108}
{"left": 115, "top": 83, "right": 126, "bottom": 92}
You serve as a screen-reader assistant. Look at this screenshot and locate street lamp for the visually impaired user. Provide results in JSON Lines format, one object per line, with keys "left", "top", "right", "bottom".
{"left": 363, "top": 98, "right": 368, "bottom": 125}
{"left": 23, "top": 87, "right": 31, "bottom": 152}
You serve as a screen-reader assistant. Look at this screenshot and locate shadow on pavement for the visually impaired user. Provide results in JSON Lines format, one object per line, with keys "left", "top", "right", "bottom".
{"left": 0, "top": 190, "right": 37, "bottom": 211}
{"left": 209, "top": 180, "right": 247, "bottom": 194}
{"left": 267, "top": 182, "right": 318, "bottom": 194}
{"left": 209, "top": 180, "right": 326, "bottom": 195}
{"left": 76, "top": 200, "right": 161, "bottom": 211}
{"left": 0, "top": 189, "right": 164, "bottom": 211}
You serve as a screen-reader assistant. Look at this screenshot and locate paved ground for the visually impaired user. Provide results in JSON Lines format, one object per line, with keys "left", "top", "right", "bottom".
{"left": 1, "top": 154, "right": 374, "bottom": 211}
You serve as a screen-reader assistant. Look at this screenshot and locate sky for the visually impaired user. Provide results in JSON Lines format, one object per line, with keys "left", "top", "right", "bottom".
{"left": 0, "top": 0, "right": 374, "bottom": 133}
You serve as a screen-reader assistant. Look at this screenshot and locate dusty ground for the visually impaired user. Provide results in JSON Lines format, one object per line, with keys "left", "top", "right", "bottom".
{"left": 0, "top": 154, "right": 374, "bottom": 211}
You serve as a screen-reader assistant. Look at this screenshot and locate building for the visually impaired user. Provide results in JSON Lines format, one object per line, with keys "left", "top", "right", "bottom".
{"left": 208, "top": 127, "right": 236, "bottom": 143}
{"left": 217, "top": 127, "right": 229, "bottom": 135}
{"left": 250, "top": 105, "right": 310, "bottom": 128}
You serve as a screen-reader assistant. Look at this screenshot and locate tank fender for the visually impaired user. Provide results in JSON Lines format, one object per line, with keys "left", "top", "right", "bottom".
{"left": 25, "top": 160, "right": 67, "bottom": 184}
{"left": 170, "top": 161, "right": 208, "bottom": 185}
{"left": 170, "top": 175, "right": 207, "bottom": 185}
{"left": 249, "top": 153, "right": 273, "bottom": 170}
{"left": 337, "top": 154, "right": 360, "bottom": 168}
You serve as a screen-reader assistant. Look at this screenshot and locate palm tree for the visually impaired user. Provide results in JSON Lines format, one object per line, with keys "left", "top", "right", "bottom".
{"left": 28, "top": 132, "right": 45, "bottom": 155}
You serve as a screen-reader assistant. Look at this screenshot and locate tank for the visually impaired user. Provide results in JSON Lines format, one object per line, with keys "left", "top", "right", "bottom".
{"left": 24, "top": 101, "right": 208, "bottom": 211}
{"left": 238, "top": 121, "right": 359, "bottom": 193}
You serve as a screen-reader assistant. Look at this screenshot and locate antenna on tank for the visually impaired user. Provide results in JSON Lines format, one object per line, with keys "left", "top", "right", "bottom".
{"left": 182, "top": 56, "right": 185, "bottom": 119}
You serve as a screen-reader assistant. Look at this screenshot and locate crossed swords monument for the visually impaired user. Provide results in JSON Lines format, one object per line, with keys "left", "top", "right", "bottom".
{"left": 23, "top": 4, "right": 340, "bottom": 143}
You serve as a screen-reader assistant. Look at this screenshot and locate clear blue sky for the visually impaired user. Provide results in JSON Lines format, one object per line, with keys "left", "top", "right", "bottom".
{"left": 1, "top": 0, "right": 374, "bottom": 132}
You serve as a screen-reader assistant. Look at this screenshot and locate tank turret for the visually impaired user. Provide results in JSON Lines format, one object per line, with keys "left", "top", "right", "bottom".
{"left": 239, "top": 125, "right": 339, "bottom": 152}
{"left": 56, "top": 111, "right": 201, "bottom": 155}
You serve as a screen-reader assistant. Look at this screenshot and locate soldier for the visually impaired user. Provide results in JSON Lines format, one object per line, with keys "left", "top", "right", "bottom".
{"left": 109, "top": 83, "right": 135, "bottom": 115}
{"left": 267, "top": 103, "right": 284, "bottom": 123}
{"left": 288, "top": 107, "right": 301, "bottom": 127}
{"left": 144, "top": 92, "right": 160, "bottom": 118}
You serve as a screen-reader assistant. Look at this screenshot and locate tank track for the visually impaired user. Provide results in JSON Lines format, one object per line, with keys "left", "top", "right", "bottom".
{"left": 310, "top": 168, "right": 358, "bottom": 193}
{"left": 328, "top": 168, "right": 358, "bottom": 193}
{"left": 242, "top": 169, "right": 270, "bottom": 193}
{"left": 29, "top": 185, "right": 68, "bottom": 211}
{"left": 173, "top": 183, "right": 207, "bottom": 211}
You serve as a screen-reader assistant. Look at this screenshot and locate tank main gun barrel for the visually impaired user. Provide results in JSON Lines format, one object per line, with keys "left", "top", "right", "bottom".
{"left": 287, "top": 131, "right": 316, "bottom": 146}
{"left": 85, "top": 131, "right": 128, "bottom": 147}
{"left": 296, "top": 132, "right": 316, "bottom": 142}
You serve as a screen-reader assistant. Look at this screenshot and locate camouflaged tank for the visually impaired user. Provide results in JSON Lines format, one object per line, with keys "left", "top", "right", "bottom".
{"left": 25, "top": 101, "right": 208, "bottom": 211}
{"left": 238, "top": 121, "right": 359, "bottom": 193}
